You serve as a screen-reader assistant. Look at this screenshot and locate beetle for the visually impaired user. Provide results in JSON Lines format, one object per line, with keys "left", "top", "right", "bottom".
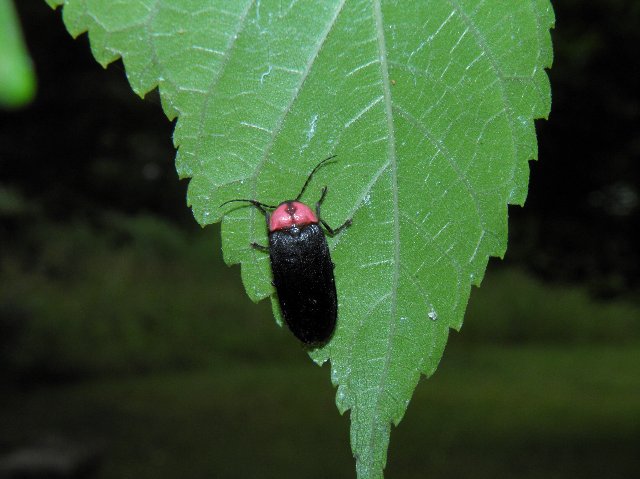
{"left": 220, "top": 156, "right": 351, "bottom": 345}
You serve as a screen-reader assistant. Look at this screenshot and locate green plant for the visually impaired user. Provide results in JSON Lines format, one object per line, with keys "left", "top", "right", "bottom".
{"left": 44, "top": 1, "right": 553, "bottom": 477}
{"left": 0, "top": 0, "right": 36, "bottom": 107}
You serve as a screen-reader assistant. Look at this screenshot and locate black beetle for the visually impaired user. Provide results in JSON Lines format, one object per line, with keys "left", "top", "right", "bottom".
{"left": 221, "top": 156, "right": 351, "bottom": 344}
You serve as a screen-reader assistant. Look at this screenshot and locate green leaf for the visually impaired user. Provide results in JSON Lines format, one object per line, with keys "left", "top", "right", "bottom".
{"left": 47, "top": 1, "right": 553, "bottom": 477}
{"left": 0, "top": 0, "right": 36, "bottom": 108}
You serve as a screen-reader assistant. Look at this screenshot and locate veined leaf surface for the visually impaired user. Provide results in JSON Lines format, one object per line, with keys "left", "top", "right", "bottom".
{"left": 46, "top": 1, "right": 553, "bottom": 477}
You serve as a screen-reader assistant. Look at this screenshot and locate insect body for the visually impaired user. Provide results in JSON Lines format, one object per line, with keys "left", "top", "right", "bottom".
{"left": 221, "top": 156, "right": 351, "bottom": 345}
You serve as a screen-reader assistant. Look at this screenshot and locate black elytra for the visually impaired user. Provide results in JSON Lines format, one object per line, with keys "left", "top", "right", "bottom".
{"left": 220, "top": 156, "right": 351, "bottom": 345}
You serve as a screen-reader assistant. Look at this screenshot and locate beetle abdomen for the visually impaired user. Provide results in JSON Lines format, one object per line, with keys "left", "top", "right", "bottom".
{"left": 269, "top": 224, "right": 337, "bottom": 344}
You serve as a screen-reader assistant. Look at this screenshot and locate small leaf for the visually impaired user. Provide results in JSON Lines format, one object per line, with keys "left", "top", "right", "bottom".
{"left": 47, "top": 1, "right": 553, "bottom": 477}
{"left": 0, "top": 0, "right": 36, "bottom": 108}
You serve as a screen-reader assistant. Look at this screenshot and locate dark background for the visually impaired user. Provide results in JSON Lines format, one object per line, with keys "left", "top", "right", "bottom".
{"left": 1, "top": 1, "right": 638, "bottom": 478}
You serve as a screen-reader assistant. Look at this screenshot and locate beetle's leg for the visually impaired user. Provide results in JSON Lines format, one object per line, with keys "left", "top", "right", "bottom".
{"left": 315, "top": 186, "right": 327, "bottom": 223}
{"left": 251, "top": 242, "right": 269, "bottom": 253}
{"left": 316, "top": 186, "right": 352, "bottom": 236}
{"left": 317, "top": 186, "right": 328, "bottom": 208}
{"left": 321, "top": 218, "right": 352, "bottom": 236}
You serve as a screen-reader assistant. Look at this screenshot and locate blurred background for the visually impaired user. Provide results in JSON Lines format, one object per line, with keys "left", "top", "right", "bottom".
{"left": 1, "top": 1, "right": 638, "bottom": 478}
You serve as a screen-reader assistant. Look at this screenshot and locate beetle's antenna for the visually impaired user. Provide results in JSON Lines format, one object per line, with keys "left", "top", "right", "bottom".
{"left": 220, "top": 199, "right": 277, "bottom": 209}
{"left": 295, "top": 155, "right": 337, "bottom": 201}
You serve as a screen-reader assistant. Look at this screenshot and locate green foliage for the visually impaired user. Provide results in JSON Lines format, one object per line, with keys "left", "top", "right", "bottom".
{"left": 46, "top": 1, "right": 553, "bottom": 476}
{"left": 0, "top": 0, "right": 36, "bottom": 107}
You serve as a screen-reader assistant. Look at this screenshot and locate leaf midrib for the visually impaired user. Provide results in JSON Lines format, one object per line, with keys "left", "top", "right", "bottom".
{"left": 363, "top": 0, "right": 400, "bottom": 461}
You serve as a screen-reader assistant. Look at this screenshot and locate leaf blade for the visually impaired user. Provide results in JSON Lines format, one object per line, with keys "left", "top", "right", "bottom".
{"left": 47, "top": 1, "right": 553, "bottom": 478}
